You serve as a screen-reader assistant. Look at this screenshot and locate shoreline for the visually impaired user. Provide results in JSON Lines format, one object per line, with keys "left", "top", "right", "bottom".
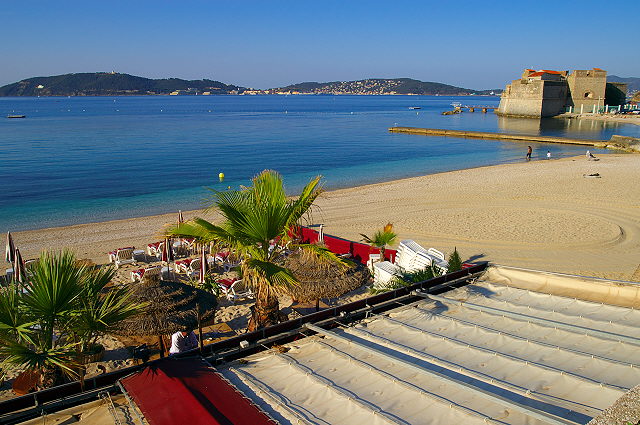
{"left": 9, "top": 153, "right": 576, "bottom": 235}
{"left": 9, "top": 152, "right": 640, "bottom": 281}
{"left": 0, "top": 152, "right": 570, "bottom": 234}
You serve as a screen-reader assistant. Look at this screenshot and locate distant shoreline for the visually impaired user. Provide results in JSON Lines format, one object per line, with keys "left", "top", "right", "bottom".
{"left": 0, "top": 73, "right": 501, "bottom": 97}
{"left": 0, "top": 93, "right": 501, "bottom": 98}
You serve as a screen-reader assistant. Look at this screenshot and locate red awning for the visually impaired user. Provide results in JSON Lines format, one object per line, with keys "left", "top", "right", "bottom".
{"left": 120, "top": 357, "right": 274, "bottom": 425}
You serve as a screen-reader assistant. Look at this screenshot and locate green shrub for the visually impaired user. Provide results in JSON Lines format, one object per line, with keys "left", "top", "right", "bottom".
{"left": 448, "top": 247, "right": 463, "bottom": 272}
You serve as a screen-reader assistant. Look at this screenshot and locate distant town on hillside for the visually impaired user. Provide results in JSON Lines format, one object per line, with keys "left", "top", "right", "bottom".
{"left": 0, "top": 72, "right": 502, "bottom": 97}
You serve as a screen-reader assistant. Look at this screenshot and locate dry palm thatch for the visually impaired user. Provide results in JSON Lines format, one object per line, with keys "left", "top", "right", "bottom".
{"left": 283, "top": 248, "right": 370, "bottom": 303}
{"left": 114, "top": 280, "right": 217, "bottom": 337}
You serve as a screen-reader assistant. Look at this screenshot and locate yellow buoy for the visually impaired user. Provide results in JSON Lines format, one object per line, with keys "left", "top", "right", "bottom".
{"left": 218, "top": 172, "right": 225, "bottom": 182}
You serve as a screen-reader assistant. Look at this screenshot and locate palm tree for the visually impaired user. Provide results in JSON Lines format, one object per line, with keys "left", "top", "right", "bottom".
{"left": 73, "top": 265, "right": 143, "bottom": 354}
{"left": 170, "top": 170, "right": 342, "bottom": 331}
{"left": 0, "top": 250, "right": 143, "bottom": 389}
{"left": 360, "top": 223, "right": 398, "bottom": 261}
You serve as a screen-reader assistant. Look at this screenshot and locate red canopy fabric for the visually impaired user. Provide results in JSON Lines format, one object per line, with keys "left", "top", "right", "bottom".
{"left": 120, "top": 357, "right": 274, "bottom": 425}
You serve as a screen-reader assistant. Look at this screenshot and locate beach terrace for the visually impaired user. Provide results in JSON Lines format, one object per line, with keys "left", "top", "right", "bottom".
{"left": 1, "top": 259, "right": 639, "bottom": 425}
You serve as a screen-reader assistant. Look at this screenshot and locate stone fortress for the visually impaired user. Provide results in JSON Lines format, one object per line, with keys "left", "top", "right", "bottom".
{"left": 496, "top": 68, "right": 627, "bottom": 118}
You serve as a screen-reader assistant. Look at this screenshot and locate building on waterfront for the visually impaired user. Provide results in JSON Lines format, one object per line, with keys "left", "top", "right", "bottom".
{"left": 497, "top": 68, "right": 627, "bottom": 117}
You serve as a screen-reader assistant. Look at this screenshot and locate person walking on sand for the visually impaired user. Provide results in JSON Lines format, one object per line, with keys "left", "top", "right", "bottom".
{"left": 526, "top": 146, "right": 532, "bottom": 161}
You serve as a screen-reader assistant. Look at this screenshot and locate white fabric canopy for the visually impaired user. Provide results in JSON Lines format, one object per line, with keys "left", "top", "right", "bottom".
{"left": 220, "top": 266, "right": 640, "bottom": 425}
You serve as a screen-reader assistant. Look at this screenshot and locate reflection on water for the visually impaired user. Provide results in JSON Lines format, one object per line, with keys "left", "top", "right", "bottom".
{"left": 497, "top": 116, "right": 636, "bottom": 140}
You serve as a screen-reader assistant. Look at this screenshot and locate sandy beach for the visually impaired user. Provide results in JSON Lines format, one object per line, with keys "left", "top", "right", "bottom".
{"left": 10, "top": 153, "right": 640, "bottom": 283}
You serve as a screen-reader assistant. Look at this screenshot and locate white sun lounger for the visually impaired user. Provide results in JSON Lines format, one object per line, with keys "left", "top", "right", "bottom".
{"left": 395, "top": 239, "right": 427, "bottom": 271}
{"left": 395, "top": 240, "right": 448, "bottom": 273}
{"left": 372, "top": 261, "right": 402, "bottom": 289}
{"left": 412, "top": 251, "right": 433, "bottom": 271}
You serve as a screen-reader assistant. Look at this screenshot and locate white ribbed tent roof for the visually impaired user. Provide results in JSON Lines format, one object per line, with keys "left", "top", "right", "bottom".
{"left": 220, "top": 266, "right": 640, "bottom": 425}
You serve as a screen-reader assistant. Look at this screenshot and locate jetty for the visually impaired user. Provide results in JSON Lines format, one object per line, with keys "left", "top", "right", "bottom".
{"left": 389, "top": 126, "right": 609, "bottom": 148}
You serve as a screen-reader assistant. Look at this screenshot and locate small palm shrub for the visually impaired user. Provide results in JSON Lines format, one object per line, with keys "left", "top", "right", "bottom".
{"left": 0, "top": 250, "right": 144, "bottom": 389}
{"left": 360, "top": 223, "right": 397, "bottom": 260}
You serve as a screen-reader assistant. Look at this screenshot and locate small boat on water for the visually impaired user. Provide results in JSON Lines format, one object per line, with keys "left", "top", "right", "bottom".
{"left": 408, "top": 106, "right": 421, "bottom": 110}
{"left": 7, "top": 115, "right": 26, "bottom": 119}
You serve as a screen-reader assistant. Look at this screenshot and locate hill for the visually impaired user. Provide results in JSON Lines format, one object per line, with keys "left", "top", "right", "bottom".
{"left": 275, "top": 78, "right": 501, "bottom": 95}
{"left": 608, "top": 75, "right": 640, "bottom": 93}
{"left": 0, "top": 72, "right": 243, "bottom": 96}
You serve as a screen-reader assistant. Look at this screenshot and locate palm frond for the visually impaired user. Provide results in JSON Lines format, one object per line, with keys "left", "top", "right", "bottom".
{"left": 22, "top": 250, "right": 85, "bottom": 332}
{"left": 0, "top": 285, "right": 35, "bottom": 343}
{"left": 244, "top": 258, "right": 299, "bottom": 291}
{"left": 0, "top": 340, "right": 80, "bottom": 376}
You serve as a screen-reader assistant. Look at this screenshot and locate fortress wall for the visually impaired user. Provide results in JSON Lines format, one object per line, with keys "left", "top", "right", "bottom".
{"left": 497, "top": 79, "right": 544, "bottom": 117}
{"left": 605, "top": 82, "right": 627, "bottom": 106}
{"left": 567, "top": 69, "right": 607, "bottom": 110}
{"left": 540, "top": 82, "right": 568, "bottom": 117}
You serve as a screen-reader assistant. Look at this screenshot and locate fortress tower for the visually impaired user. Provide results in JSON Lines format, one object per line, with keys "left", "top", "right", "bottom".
{"left": 496, "top": 68, "right": 625, "bottom": 118}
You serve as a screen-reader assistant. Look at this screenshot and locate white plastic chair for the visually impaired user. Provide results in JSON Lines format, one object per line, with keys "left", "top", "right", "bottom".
{"left": 226, "top": 279, "right": 254, "bottom": 302}
{"left": 186, "top": 258, "right": 202, "bottom": 277}
{"left": 223, "top": 259, "right": 240, "bottom": 273}
{"left": 146, "top": 242, "right": 163, "bottom": 257}
{"left": 130, "top": 266, "right": 161, "bottom": 282}
{"left": 367, "top": 254, "right": 382, "bottom": 272}
{"left": 115, "top": 248, "right": 136, "bottom": 268}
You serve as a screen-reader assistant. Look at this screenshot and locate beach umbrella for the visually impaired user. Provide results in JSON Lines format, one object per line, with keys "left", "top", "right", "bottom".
{"left": 161, "top": 237, "right": 174, "bottom": 263}
{"left": 162, "top": 237, "right": 174, "bottom": 280}
{"left": 177, "top": 211, "right": 184, "bottom": 242}
{"left": 284, "top": 249, "right": 370, "bottom": 310}
{"left": 114, "top": 280, "right": 217, "bottom": 357}
{"left": 199, "top": 247, "right": 209, "bottom": 284}
{"left": 5, "top": 232, "right": 15, "bottom": 263}
{"left": 13, "top": 248, "right": 26, "bottom": 284}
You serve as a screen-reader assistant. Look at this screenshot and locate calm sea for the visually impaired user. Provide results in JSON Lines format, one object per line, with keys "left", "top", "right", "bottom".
{"left": 1, "top": 95, "right": 638, "bottom": 231}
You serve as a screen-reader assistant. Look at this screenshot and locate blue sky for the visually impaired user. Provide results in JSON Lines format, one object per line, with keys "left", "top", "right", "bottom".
{"left": 2, "top": 0, "right": 638, "bottom": 90}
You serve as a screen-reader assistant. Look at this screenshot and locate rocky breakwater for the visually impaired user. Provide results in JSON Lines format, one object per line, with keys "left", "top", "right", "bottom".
{"left": 608, "top": 135, "right": 640, "bottom": 153}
